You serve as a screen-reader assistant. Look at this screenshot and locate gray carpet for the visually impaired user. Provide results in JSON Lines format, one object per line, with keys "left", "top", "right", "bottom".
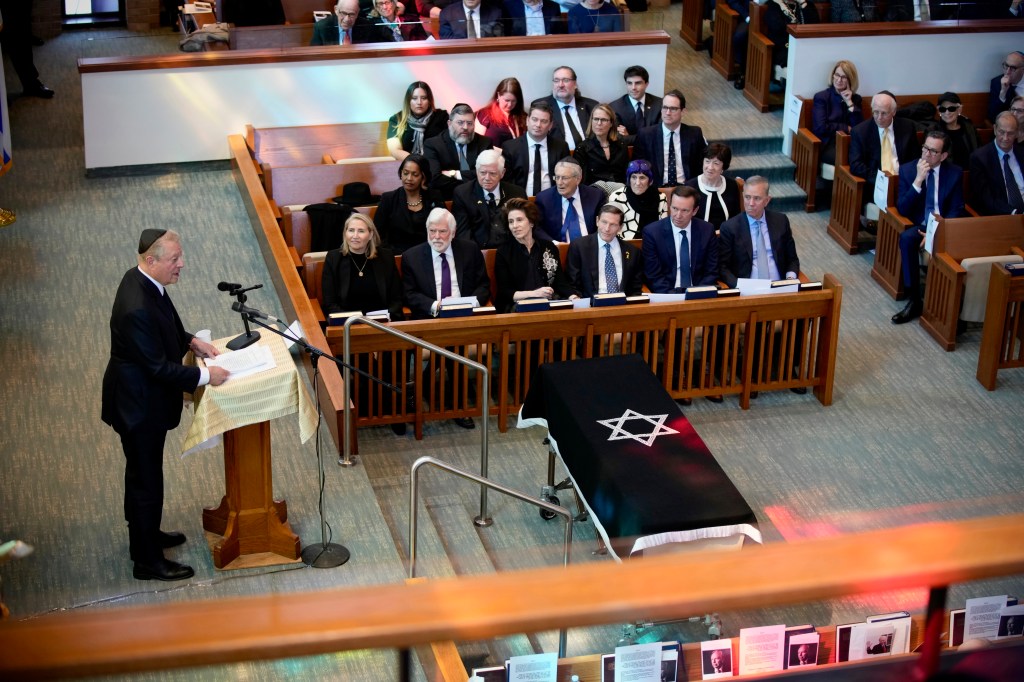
{"left": 1, "top": 10, "right": 1022, "bottom": 681}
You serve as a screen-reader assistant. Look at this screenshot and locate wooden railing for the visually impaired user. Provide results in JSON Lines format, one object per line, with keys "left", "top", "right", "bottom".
{"left": 679, "top": 0, "right": 705, "bottom": 50}
{"left": 977, "top": 260, "right": 1024, "bottom": 390}
{"left": 2, "top": 514, "right": 1022, "bottom": 680}
{"left": 326, "top": 278, "right": 842, "bottom": 439}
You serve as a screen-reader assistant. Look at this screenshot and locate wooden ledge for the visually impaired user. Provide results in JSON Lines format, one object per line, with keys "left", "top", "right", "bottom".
{"left": 77, "top": 31, "right": 671, "bottom": 74}
{"left": 789, "top": 18, "right": 1021, "bottom": 39}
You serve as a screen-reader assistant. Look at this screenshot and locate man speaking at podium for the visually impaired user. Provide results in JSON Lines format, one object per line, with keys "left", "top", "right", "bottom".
{"left": 102, "top": 229, "right": 228, "bottom": 582}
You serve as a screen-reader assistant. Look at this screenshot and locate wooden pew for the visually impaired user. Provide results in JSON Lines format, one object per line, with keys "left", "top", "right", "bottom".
{"left": 921, "top": 215, "right": 1024, "bottom": 350}
{"left": 280, "top": 0, "right": 333, "bottom": 24}
{"left": 679, "top": 0, "right": 706, "bottom": 51}
{"left": 264, "top": 160, "right": 400, "bottom": 217}
{"left": 976, "top": 258, "right": 1024, "bottom": 390}
{"left": 229, "top": 23, "right": 314, "bottom": 49}
{"left": 827, "top": 131, "right": 898, "bottom": 254}
{"left": 247, "top": 122, "right": 390, "bottom": 168}
{"left": 871, "top": 205, "right": 913, "bottom": 300}
{"left": 710, "top": 0, "right": 741, "bottom": 81}
{"left": 742, "top": 1, "right": 773, "bottom": 113}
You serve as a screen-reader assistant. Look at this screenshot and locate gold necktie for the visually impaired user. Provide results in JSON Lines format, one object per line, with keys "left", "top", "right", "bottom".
{"left": 881, "top": 128, "right": 896, "bottom": 174}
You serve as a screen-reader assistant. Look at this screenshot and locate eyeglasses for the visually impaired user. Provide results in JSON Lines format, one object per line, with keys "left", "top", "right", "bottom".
{"left": 1002, "top": 62, "right": 1024, "bottom": 71}
{"left": 337, "top": 10, "right": 359, "bottom": 18}
{"left": 553, "top": 175, "right": 578, "bottom": 182}
{"left": 552, "top": 77, "right": 575, "bottom": 84}
{"left": 591, "top": 117, "right": 611, "bottom": 124}
{"left": 1011, "top": 108, "right": 1024, "bottom": 115}
{"left": 833, "top": 73, "right": 849, "bottom": 80}
{"left": 936, "top": 105, "right": 960, "bottom": 113}
{"left": 661, "top": 106, "right": 681, "bottom": 112}
{"left": 922, "top": 145, "right": 943, "bottom": 155}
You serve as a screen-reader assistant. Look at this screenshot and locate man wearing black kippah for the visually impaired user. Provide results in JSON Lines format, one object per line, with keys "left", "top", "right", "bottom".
{"left": 102, "top": 229, "right": 229, "bottom": 581}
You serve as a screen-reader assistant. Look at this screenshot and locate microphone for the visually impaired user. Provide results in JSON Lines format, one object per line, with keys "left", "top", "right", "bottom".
{"left": 231, "top": 301, "right": 283, "bottom": 324}
{"left": 217, "top": 281, "right": 242, "bottom": 292}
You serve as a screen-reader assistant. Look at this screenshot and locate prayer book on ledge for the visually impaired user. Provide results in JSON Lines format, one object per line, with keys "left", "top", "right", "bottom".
{"left": 717, "top": 288, "right": 740, "bottom": 298}
{"left": 328, "top": 311, "right": 389, "bottom": 325}
{"left": 684, "top": 285, "right": 718, "bottom": 300}
{"left": 626, "top": 294, "right": 650, "bottom": 304}
{"left": 1006, "top": 263, "right": 1024, "bottom": 276}
{"left": 473, "top": 306, "right": 497, "bottom": 315}
{"left": 592, "top": 292, "right": 627, "bottom": 307}
{"left": 799, "top": 281, "right": 823, "bottom": 291}
{"left": 515, "top": 298, "right": 551, "bottom": 312}
{"left": 438, "top": 303, "right": 475, "bottom": 318}
{"left": 549, "top": 300, "right": 574, "bottom": 310}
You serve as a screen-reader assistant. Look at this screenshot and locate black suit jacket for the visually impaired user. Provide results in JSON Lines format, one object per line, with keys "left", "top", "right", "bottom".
{"left": 321, "top": 247, "right": 406, "bottom": 320}
{"left": 501, "top": 134, "right": 570, "bottom": 192}
{"left": 718, "top": 211, "right": 801, "bottom": 288}
{"left": 641, "top": 217, "right": 719, "bottom": 293}
{"left": 310, "top": 14, "right": 393, "bottom": 45}
{"left": 423, "top": 129, "right": 494, "bottom": 197}
{"left": 989, "top": 74, "right": 1020, "bottom": 123}
{"left": 849, "top": 117, "right": 921, "bottom": 200}
{"left": 452, "top": 180, "right": 527, "bottom": 247}
{"left": 540, "top": 94, "right": 599, "bottom": 148}
{"left": 502, "top": 0, "right": 567, "bottom": 35}
{"left": 896, "top": 160, "right": 965, "bottom": 226}
{"left": 608, "top": 93, "right": 663, "bottom": 143}
{"left": 969, "top": 142, "right": 1024, "bottom": 216}
{"left": 101, "top": 268, "right": 200, "bottom": 434}
{"left": 401, "top": 239, "right": 492, "bottom": 319}
{"left": 534, "top": 183, "right": 606, "bottom": 242}
{"left": 633, "top": 123, "right": 707, "bottom": 186}
{"left": 438, "top": 2, "right": 504, "bottom": 38}
{"left": 566, "top": 234, "right": 644, "bottom": 297}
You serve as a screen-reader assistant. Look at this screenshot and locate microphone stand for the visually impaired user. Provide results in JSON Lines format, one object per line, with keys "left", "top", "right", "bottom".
{"left": 235, "top": 309, "right": 398, "bottom": 569}
{"left": 226, "top": 285, "right": 263, "bottom": 350}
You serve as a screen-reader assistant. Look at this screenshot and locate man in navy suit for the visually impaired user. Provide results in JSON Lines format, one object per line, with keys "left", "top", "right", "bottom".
{"left": 608, "top": 65, "right": 662, "bottom": 144}
{"left": 501, "top": 100, "right": 570, "bottom": 196}
{"left": 891, "top": 131, "right": 966, "bottom": 324}
{"left": 534, "top": 157, "right": 605, "bottom": 242}
{"left": 503, "top": 0, "right": 566, "bottom": 35}
{"left": 989, "top": 51, "right": 1024, "bottom": 124}
{"left": 540, "top": 66, "right": 598, "bottom": 152}
{"left": 424, "top": 103, "right": 494, "bottom": 200}
{"left": 439, "top": 0, "right": 504, "bottom": 38}
{"left": 452, "top": 149, "right": 526, "bottom": 248}
{"left": 102, "top": 230, "right": 228, "bottom": 581}
{"left": 400, "top": 209, "right": 490, "bottom": 428}
{"left": 849, "top": 92, "right": 921, "bottom": 210}
{"left": 632, "top": 89, "right": 706, "bottom": 187}
{"left": 567, "top": 205, "right": 644, "bottom": 297}
{"left": 642, "top": 185, "right": 718, "bottom": 293}
{"left": 969, "top": 112, "right": 1024, "bottom": 217}
{"left": 310, "top": 0, "right": 393, "bottom": 44}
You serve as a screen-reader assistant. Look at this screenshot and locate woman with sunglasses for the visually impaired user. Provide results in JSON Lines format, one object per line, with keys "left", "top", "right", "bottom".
{"left": 933, "top": 92, "right": 979, "bottom": 169}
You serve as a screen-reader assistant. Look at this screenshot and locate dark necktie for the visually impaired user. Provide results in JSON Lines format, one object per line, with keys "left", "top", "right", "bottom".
{"left": 678, "top": 229, "right": 690, "bottom": 290}
{"left": 467, "top": 9, "right": 477, "bottom": 38}
{"left": 604, "top": 242, "right": 619, "bottom": 293}
{"left": 667, "top": 130, "right": 677, "bottom": 186}
{"left": 459, "top": 144, "right": 469, "bottom": 172}
{"left": 158, "top": 290, "right": 175, "bottom": 319}
{"left": 562, "top": 197, "right": 581, "bottom": 241}
{"left": 924, "top": 169, "right": 936, "bottom": 221}
{"left": 1003, "top": 153, "right": 1024, "bottom": 212}
{"left": 532, "top": 143, "right": 542, "bottom": 196}
{"left": 486, "top": 191, "right": 497, "bottom": 217}
{"left": 439, "top": 252, "right": 452, "bottom": 299}
{"left": 634, "top": 101, "right": 644, "bottom": 133}
{"left": 563, "top": 105, "right": 583, "bottom": 149}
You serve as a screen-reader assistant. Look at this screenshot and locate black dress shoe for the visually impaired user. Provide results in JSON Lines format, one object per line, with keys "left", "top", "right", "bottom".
{"left": 790, "top": 386, "right": 807, "bottom": 395}
{"left": 23, "top": 83, "right": 54, "bottom": 99}
{"left": 452, "top": 417, "right": 475, "bottom": 429}
{"left": 705, "top": 394, "right": 724, "bottom": 403}
{"left": 676, "top": 398, "right": 692, "bottom": 407}
{"left": 734, "top": 75, "right": 745, "bottom": 90}
{"left": 157, "top": 530, "right": 186, "bottom": 548}
{"left": 891, "top": 300, "right": 923, "bottom": 325}
{"left": 390, "top": 422, "right": 407, "bottom": 436}
{"left": 133, "top": 558, "right": 194, "bottom": 581}
{"left": 749, "top": 391, "right": 759, "bottom": 399}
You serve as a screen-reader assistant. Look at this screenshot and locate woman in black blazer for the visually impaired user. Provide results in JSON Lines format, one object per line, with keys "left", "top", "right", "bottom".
{"left": 386, "top": 81, "right": 449, "bottom": 161}
{"left": 574, "top": 103, "right": 630, "bottom": 192}
{"left": 374, "top": 153, "right": 446, "bottom": 254}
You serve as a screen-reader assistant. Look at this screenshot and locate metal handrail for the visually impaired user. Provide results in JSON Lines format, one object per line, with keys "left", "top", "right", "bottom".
{"left": 409, "top": 455, "right": 573, "bottom": 658}
{"left": 341, "top": 315, "right": 493, "bottom": 525}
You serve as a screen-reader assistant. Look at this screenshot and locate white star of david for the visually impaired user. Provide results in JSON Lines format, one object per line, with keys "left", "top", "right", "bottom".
{"left": 596, "top": 409, "right": 678, "bottom": 447}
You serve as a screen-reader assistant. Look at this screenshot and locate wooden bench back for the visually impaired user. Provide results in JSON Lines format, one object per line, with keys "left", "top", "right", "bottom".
{"left": 935, "top": 215, "right": 1024, "bottom": 261}
{"left": 249, "top": 122, "right": 390, "bottom": 167}
{"left": 265, "top": 160, "right": 401, "bottom": 209}
{"left": 280, "top": 0, "right": 334, "bottom": 24}
{"left": 229, "top": 24, "right": 314, "bottom": 49}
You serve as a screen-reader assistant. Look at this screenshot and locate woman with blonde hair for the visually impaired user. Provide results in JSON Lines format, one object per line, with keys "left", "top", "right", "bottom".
{"left": 812, "top": 60, "right": 863, "bottom": 165}
{"left": 574, "top": 103, "right": 630, "bottom": 194}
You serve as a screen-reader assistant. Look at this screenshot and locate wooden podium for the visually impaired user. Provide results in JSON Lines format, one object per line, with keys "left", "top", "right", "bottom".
{"left": 183, "top": 332, "right": 318, "bottom": 569}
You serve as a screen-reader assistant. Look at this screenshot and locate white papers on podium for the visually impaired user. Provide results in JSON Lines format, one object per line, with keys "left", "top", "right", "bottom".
{"left": 613, "top": 642, "right": 662, "bottom": 682}
{"left": 442, "top": 295, "right": 479, "bottom": 307}
{"left": 647, "top": 292, "right": 687, "bottom": 303}
{"left": 736, "top": 278, "right": 797, "bottom": 296}
{"left": 508, "top": 652, "right": 557, "bottom": 682}
{"left": 205, "top": 343, "right": 276, "bottom": 381}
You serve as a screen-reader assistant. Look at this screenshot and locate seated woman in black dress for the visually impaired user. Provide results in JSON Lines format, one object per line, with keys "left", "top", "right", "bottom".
{"left": 933, "top": 92, "right": 979, "bottom": 169}
{"left": 386, "top": 81, "right": 449, "bottom": 161}
{"left": 374, "top": 153, "right": 446, "bottom": 254}
{"left": 684, "top": 143, "right": 741, "bottom": 230}
{"left": 475, "top": 77, "right": 526, "bottom": 148}
{"left": 812, "top": 60, "right": 863, "bottom": 166}
{"left": 495, "top": 198, "right": 577, "bottom": 313}
{"left": 574, "top": 103, "right": 629, "bottom": 195}
{"left": 321, "top": 213, "right": 407, "bottom": 433}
